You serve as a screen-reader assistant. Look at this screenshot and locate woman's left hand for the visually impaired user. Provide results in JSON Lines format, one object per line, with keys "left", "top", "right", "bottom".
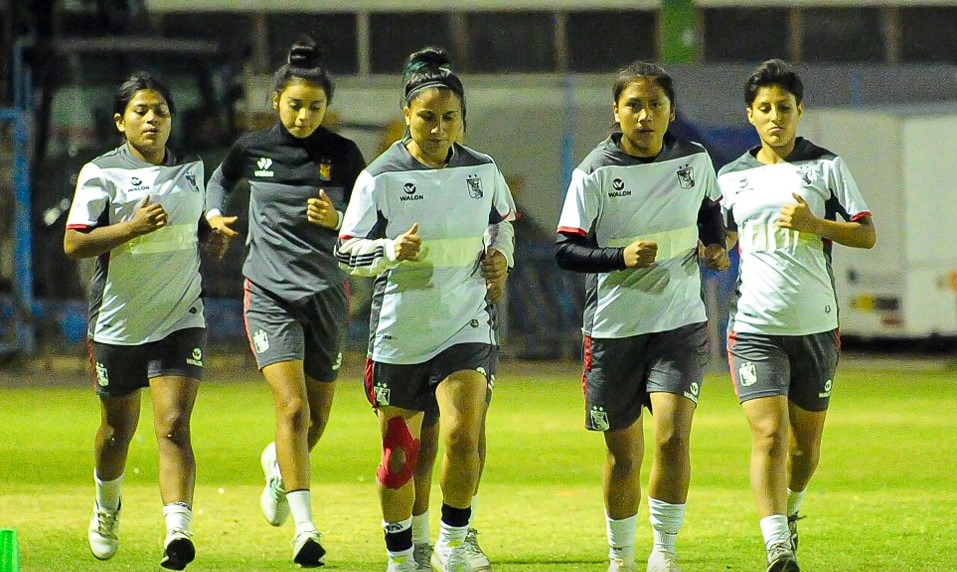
{"left": 307, "top": 189, "right": 340, "bottom": 229}
{"left": 777, "top": 193, "right": 821, "bottom": 235}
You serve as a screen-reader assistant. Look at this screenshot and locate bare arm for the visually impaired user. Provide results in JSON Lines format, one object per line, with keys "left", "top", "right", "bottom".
{"left": 778, "top": 193, "right": 876, "bottom": 249}
{"left": 63, "top": 196, "right": 168, "bottom": 259}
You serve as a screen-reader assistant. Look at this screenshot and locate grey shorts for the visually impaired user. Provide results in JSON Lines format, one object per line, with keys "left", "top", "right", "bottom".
{"left": 89, "top": 327, "right": 206, "bottom": 397}
{"left": 581, "top": 321, "right": 708, "bottom": 432}
{"left": 364, "top": 343, "right": 497, "bottom": 415}
{"left": 726, "top": 329, "right": 840, "bottom": 412}
{"left": 243, "top": 279, "right": 348, "bottom": 382}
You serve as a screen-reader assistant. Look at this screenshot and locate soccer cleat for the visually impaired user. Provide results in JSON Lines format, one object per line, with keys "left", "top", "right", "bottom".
{"left": 160, "top": 529, "right": 195, "bottom": 570}
{"left": 608, "top": 557, "right": 638, "bottom": 572}
{"left": 431, "top": 540, "right": 471, "bottom": 572}
{"left": 787, "top": 513, "right": 804, "bottom": 553}
{"left": 387, "top": 555, "right": 420, "bottom": 572}
{"left": 413, "top": 542, "right": 434, "bottom": 571}
{"left": 260, "top": 442, "right": 290, "bottom": 526}
{"left": 646, "top": 549, "right": 680, "bottom": 572}
{"left": 88, "top": 502, "right": 121, "bottom": 560}
{"left": 463, "top": 528, "right": 491, "bottom": 571}
{"left": 766, "top": 542, "right": 800, "bottom": 572}
{"left": 292, "top": 529, "right": 326, "bottom": 568}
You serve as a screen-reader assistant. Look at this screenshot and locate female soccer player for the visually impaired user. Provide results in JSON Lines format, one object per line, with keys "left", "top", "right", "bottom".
{"left": 555, "top": 61, "right": 729, "bottom": 572}
{"left": 336, "top": 47, "right": 515, "bottom": 572}
{"left": 205, "top": 35, "right": 365, "bottom": 567}
{"left": 65, "top": 71, "right": 227, "bottom": 571}
{"left": 717, "top": 59, "right": 876, "bottom": 572}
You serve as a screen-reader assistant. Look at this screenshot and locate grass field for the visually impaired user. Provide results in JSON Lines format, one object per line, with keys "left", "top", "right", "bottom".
{"left": 0, "top": 356, "right": 954, "bottom": 571}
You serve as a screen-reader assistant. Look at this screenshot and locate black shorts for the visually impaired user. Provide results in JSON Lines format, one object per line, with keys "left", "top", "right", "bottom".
{"left": 581, "top": 322, "right": 709, "bottom": 432}
{"left": 727, "top": 329, "right": 840, "bottom": 412}
{"left": 89, "top": 327, "right": 206, "bottom": 397}
{"left": 364, "top": 343, "right": 497, "bottom": 415}
{"left": 243, "top": 279, "right": 348, "bottom": 382}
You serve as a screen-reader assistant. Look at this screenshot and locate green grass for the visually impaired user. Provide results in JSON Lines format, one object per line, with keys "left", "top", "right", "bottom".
{"left": 0, "top": 359, "right": 954, "bottom": 571}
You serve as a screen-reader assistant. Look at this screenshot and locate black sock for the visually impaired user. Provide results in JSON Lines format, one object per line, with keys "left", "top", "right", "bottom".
{"left": 440, "top": 503, "right": 471, "bottom": 528}
{"left": 384, "top": 524, "right": 413, "bottom": 553}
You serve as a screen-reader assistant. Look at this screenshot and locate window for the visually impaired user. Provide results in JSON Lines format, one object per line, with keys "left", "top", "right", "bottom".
{"left": 464, "top": 12, "right": 555, "bottom": 73}
{"left": 267, "top": 13, "right": 357, "bottom": 75}
{"left": 901, "top": 7, "right": 957, "bottom": 64}
{"left": 567, "top": 10, "right": 657, "bottom": 72}
{"left": 703, "top": 8, "right": 789, "bottom": 63}
{"left": 370, "top": 13, "right": 452, "bottom": 74}
{"left": 802, "top": 8, "right": 883, "bottom": 63}
{"left": 160, "top": 12, "right": 251, "bottom": 60}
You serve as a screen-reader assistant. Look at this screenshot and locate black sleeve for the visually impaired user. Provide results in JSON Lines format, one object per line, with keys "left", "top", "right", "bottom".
{"left": 555, "top": 231, "right": 626, "bottom": 273}
{"left": 197, "top": 212, "right": 212, "bottom": 240}
{"left": 697, "top": 196, "right": 726, "bottom": 247}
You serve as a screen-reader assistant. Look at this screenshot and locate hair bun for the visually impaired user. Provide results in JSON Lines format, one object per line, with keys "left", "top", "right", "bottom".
{"left": 288, "top": 34, "right": 323, "bottom": 68}
{"left": 405, "top": 47, "right": 452, "bottom": 75}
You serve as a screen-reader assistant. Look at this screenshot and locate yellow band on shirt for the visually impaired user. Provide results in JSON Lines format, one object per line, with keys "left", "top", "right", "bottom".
{"left": 607, "top": 224, "right": 698, "bottom": 261}
{"left": 116, "top": 224, "right": 198, "bottom": 256}
{"left": 738, "top": 223, "right": 818, "bottom": 252}
{"left": 407, "top": 236, "right": 484, "bottom": 268}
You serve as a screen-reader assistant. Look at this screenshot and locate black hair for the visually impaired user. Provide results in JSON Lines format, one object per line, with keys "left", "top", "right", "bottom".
{"left": 273, "top": 34, "right": 334, "bottom": 103}
{"left": 112, "top": 71, "right": 175, "bottom": 116}
{"left": 745, "top": 59, "right": 804, "bottom": 106}
{"left": 613, "top": 61, "right": 676, "bottom": 109}
{"left": 401, "top": 47, "right": 466, "bottom": 121}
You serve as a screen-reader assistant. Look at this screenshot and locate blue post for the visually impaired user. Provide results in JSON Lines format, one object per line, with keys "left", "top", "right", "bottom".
{"left": 1, "top": 108, "right": 36, "bottom": 357}
{"left": 560, "top": 74, "right": 576, "bottom": 201}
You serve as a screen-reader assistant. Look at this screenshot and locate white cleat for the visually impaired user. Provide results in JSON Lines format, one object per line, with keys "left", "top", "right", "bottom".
{"left": 160, "top": 529, "right": 195, "bottom": 570}
{"left": 88, "top": 502, "right": 120, "bottom": 560}
{"left": 646, "top": 549, "right": 680, "bottom": 572}
{"left": 413, "top": 542, "right": 433, "bottom": 571}
{"left": 260, "top": 442, "right": 290, "bottom": 526}
{"left": 608, "top": 557, "right": 638, "bottom": 572}
{"left": 387, "top": 555, "right": 420, "bottom": 572}
{"left": 463, "top": 528, "right": 491, "bottom": 571}
{"left": 431, "top": 540, "right": 471, "bottom": 572}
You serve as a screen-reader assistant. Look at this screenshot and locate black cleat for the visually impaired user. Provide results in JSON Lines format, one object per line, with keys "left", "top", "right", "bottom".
{"left": 787, "top": 513, "right": 805, "bottom": 553}
{"left": 160, "top": 530, "right": 195, "bottom": 570}
{"left": 292, "top": 530, "right": 326, "bottom": 568}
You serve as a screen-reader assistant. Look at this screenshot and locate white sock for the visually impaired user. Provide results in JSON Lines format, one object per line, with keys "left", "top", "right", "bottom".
{"left": 606, "top": 513, "right": 637, "bottom": 561}
{"left": 163, "top": 502, "right": 192, "bottom": 533}
{"left": 469, "top": 494, "right": 479, "bottom": 528}
{"left": 648, "top": 497, "right": 685, "bottom": 554}
{"left": 786, "top": 488, "right": 806, "bottom": 516}
{"left": 94, "top": 471, "right": 123, "bottom": 511}
{"left": 436, "top": 520, "right": 468, "bottom": 549}
{"left": 412, "top": 511, "right": 431, "bottom": 545}
{"left": 287, "top": 490, "right": 316, "bottom": 535}
{"left": 759, "top": 514, "right": 791, "bottom": 552}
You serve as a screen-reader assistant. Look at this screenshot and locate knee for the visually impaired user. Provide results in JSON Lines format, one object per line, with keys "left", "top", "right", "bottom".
{"left": 155, "top": 409, "right": 192, "bottom": 447}
{"left": 654, "top": 428, "right": 690, "bottom": 460}
{"left": 100, "top": 420, "right": 136, "bottom": 449}
{"left": 751, "top": 421, "right": 788, "bottom": 456}
{"left": 606, "top": 446, "right": 641, "bottom": 476}
{"left": 277, "top": 396, "right": 310, "bottom": 433}
{"left": 377, "top": 417, "right": 420, "bottom": 489}
{"left": 443, "top": 425, "right": 479, "bottom": 460}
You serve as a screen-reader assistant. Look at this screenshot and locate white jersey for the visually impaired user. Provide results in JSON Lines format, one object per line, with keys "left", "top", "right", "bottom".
{"left": 66, "top": 144, "right": 206, "bottom": 344}
{"left": 718, "top": 138, "right": 871, "bottom": 335}
{"left": 557, "top": 133, "right": 722, "bottom": 338}
{"left": 336, "top": 140, "right": 516, "bottom": 364}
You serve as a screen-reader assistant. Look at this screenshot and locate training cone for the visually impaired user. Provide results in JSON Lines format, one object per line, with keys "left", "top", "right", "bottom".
{"left": 0, "top": 529, "right": 20, "bottom": 572}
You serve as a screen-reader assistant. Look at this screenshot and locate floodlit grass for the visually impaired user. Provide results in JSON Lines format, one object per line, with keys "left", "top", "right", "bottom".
{"left": 0, "top": 358, "right": 954, "bottom": 571}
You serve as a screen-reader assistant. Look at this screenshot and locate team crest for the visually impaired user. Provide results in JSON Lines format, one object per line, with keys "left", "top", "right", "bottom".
{"left": 95, "top": 361, "right": 109, "bottom": 387}
{"left": 738, "top": 362, "right": 757, "bottom": 387}
{"left": 319, "top": 159, "right": 332, "bottom": 182}
{"left": 185, "top": 171, "right": 199, "bottom": 192}
{"left": 466, "top": 175, "right": 484, "bottom": 199}
{"left": 797, "top": 165, "right": 813, "bottom": 185}
{"left": 676, "top": 164, "right": 695, "bottom": 189}
{"left": 373, "top": 383, "right": 391, "bottom": 406}
{"left": 589, "top": 406, "right": 610, "bottom": 431}
{"left": 253, "top": 329, "right": 270, "bottom": 354}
